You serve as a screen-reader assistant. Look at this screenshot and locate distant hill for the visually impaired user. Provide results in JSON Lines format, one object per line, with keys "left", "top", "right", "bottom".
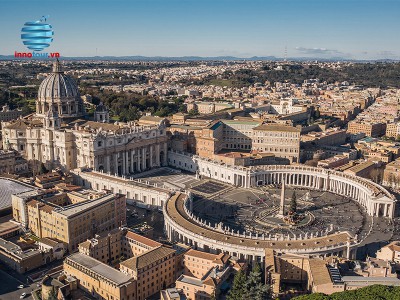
{"left": 1, "top": 54, "right": 398, "bottom": 62}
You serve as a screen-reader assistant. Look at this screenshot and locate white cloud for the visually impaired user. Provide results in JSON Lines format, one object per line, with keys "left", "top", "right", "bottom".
{"left": 295, "top": 47, "right": 344, "bottom": 56}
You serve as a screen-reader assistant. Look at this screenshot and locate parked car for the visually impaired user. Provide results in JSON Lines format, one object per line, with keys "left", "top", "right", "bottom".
{"left": 20, "top": 292, "right": 27, "bottom": 299}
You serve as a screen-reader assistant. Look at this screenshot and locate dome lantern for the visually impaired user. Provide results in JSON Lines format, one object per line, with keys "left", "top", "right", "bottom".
{"left": 36, "top": 59, "right": 85, "bottom": 119}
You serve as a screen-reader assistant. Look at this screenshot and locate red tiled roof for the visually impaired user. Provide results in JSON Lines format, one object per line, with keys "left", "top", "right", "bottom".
{"left": 124, "top": 231, "right": 162, "bottom": 248}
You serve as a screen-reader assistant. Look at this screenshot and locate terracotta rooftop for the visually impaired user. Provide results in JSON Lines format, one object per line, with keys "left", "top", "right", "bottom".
{"left": 308, "top": 259, "right": 332, "bottom": 286}
{"left": 26, "top": 199, "right": 55, "bottom": 214}
{"left": 185, "top": 249, "right": 219, "bottom": 261}
{"left": 120, "top": 246, "right": 175, "bottom": 270}
{"left": 125, "top": 230, "right": 162, "bottom": 248}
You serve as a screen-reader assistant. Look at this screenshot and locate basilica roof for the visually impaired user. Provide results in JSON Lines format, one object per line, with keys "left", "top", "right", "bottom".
{"left": 37, "top": 60, "right": 80, "bottom": 103}
{"left": 3, "top": 118, "right": 43, "bottom": 130}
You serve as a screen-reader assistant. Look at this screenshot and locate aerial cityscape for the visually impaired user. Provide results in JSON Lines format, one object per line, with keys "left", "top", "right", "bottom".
{"left": 1, "top": 1, "right": 400, "bottom": 300}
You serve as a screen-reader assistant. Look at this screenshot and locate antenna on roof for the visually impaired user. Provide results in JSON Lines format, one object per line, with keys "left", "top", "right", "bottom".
{"left": 284, "top": 45, "right": 287, "bottom": 62}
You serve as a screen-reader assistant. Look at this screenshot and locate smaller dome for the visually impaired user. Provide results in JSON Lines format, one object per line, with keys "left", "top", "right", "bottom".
{"left": 95, "top": 102, "right": 108, "bottom": 112}
{"left": 36, "top": 59, "right": 85, "bottom": 119}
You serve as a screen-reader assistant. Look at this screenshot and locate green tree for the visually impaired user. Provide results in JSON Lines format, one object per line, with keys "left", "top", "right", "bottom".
{"left": 290, "top": 191, "right": 297, "bottom": 214}
{"left": 293, "top": 284, "right": 400, "bottom": 300}
{"left": 227, "top": 269, "right": 248, "bottom": 300}
{"left": 188, "top": 109, "right": 199, "bottom": 116}
{"left": 39, "top": 163, "right": 48, "bottom": 174}
{"left": 244, "top": 263, "right": 269, "bottom": 300}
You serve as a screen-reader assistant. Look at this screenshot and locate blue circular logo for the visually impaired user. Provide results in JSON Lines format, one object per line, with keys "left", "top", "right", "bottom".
{"left": 21, "top": 16, "right": 54, "bottom": 51}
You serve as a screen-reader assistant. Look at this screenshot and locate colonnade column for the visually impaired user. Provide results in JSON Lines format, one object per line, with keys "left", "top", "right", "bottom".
{"left": 156, "top": 144, "right": 160, "bottom": 166}
{"left": 150, "top": 145, "right": 153, "bottom": 168}
{"left": 163, "top": 143, "right": 168, "bottom": 166}
{"left": 113, "top": 153, "right": 118, "bottom": 174}
{"left": 93, "top": 156, "right": 98, "bottom": 170}
{"left": 142, "top": 147, "right": 146, "bottom": 170}
{"left": 137, "top": 149, "right": 141, "bottom": 172}
{"left": 122, "top": 151, "right": 126, "bottom": 175}
{"left": 130, "top": 150, "right": 134, "bottom": 173}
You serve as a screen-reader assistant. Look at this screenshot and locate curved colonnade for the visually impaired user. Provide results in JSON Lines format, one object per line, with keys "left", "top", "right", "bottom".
{"left": 164, "top": 155, "right": 397, "bottom": 261}
{"left": 248, "top": 165, "right": 395, "bottom": 218}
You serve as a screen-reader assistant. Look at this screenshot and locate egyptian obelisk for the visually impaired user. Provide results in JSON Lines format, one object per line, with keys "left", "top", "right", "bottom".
{"left": 278, "top": 179, "right": 286, "bottom": 217}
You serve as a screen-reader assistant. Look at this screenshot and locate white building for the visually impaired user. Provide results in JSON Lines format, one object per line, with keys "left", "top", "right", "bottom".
{"left": 2, "top": 60, "right": 168, "bottom": 175}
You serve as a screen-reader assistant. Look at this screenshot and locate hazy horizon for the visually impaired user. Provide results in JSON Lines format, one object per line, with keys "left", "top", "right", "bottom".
{"left": 1, "top": 0, "right": 399, "bottom": 60}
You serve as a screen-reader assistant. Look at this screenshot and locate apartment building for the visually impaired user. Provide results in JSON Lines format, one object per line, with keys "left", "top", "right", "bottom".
{"left": 386, "top": 122, "right": 400, "bottom": 139}
{"left": 347, "top": 121, "right": 387, "bottom": 137}
{"left": 301, "top": 128, "right": 347, "bottom": 147}
{"left": 383, "top": 158, "right": 400, "bottom": 189}
{"left": 376, "top": 241, "right": 400, "bottom": 263}
{"left": 12, "top": 188, "right": 126, "bottom": 251}
{"left": 0, "top": 238, "right": 43, "bottom": 273}
{"left": 169, "top": 119, "right": 300, "bottom": 163}
{"left": 173, "top": 249, "right": 233, "bottom": 300}
{"left": 64, "top": 253, "right": 137, "bottom": 300}
{"left": 119, "top": 246, "right": 177, "bottom": 300}
{"left": 252, "top": 123, "right": 301, "bottom": 163}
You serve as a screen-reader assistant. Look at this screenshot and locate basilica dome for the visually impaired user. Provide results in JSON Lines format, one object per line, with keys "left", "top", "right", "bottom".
{"left": 36, "top": 59, "right": 85, "bottom": 119}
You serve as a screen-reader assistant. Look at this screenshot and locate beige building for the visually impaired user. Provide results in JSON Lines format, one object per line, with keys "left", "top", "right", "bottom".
{"left": 301, "top": 128, "right": 347, "bottom": 147}
{"left": 120, "top": 246, "right": 177, "bottom": 300}
{"left": 37, "top": 237, "right": 66, "bottom": 261}
{"left": 34, "top": 170, "right": 73, "bottom": 188}
{"left": 174, "top": 249, "right": 233, "bottom": 300}
{"left": 12, "top": 188, "right": 126, "bottom": 251}
{"left": 318, "top": 155, "right": 349, "bottom": 169}
{"left": 0, "top": 149, "right": 28, "bottom": 175}
{"left": 385, "top": 122, "right": 400, "bottom": 139}
{"left": 252, "top": 123, "right": 301, "bottom": 163}
{"left": 78, "top": 228, "right": 124, "bottom": 265}
{"left": 123, "top": 230, "right": 162, "bottom": 257}
{"left": 383, "top": 158, "right": 400, "bottom": 189}
{"left": 0, "top": 105, "right": 23, "bottom": 125}
{"left": 64, "top": 253, "right": 137, "bottom": 300}
{"left": 376, "top": 241, "right": 400, "bottom": 263}
{"left": 0, "top": 237, "right": 43, "bottom": 273}
{"left": 347, "top": 121, "right": 387, "bottom": 137}
{"left": 78, "top": 228, "right": 162, "bottom": 266}
{"left": 169, "top": 119, "right": 300, "bottom": 164}
{"left": 265, "top": 249, "right": 400, "bottom": 297}
{"left": 77, "top": 228, "right": 176, "bottom": 300}
{"left": 342, "top": 161, "right": 376, "bottom": 179}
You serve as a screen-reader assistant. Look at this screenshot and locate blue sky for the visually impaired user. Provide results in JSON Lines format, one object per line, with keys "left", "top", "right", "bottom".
{"left": 1, "top": 0, "right": 399, "bottom": 59}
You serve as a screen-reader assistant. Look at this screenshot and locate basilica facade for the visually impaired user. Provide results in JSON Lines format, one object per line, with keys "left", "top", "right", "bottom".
{"left": 2, "top": 60, "right": 168, "bottom": 174}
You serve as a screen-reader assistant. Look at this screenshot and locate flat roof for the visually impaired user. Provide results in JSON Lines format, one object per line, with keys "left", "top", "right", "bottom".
{"left": 222, "top": 119, "right": 261, "bottom": 126}
{"left": 120, "top": 246, "right": 175, "bottom": 270}
{"left": 177, "top": 275, "right": 203, "bottom": 287}
{"left": 0, "top": 238, "right": 41, "bottom": 259}
{"left": 55, "top": 193, "right": 116, "bottom": 218}
{"left": 0, "top": 178, "right": 35, "bottom": 210}
{"left": 253, "top": 124, "right": 300, "bottom": 132}
{"left": 341, "top": 276, "right": 400, "bottom": 287}
{"left": 66, "top": 253, "right": 131, "bottom": 285}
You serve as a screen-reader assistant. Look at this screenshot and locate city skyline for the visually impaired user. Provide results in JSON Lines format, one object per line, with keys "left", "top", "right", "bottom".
{"left": 0, "top": 0, "right": 399, "bottom": 60}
